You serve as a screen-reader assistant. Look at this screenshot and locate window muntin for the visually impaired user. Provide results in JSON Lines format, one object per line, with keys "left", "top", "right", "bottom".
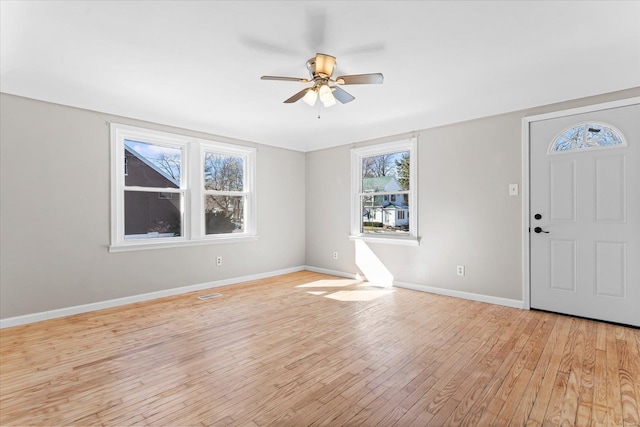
{"left": 111, "top": 123, "right": 256, "bottom": 250}
{"left": 351, "top": 139, "right": 418, "bottom": 244}
{"left": 549, "top": 123, "right": 626, "bottom": 154}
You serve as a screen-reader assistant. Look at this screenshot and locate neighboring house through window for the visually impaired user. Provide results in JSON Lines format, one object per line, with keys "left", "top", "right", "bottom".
{"left": 110, "top": 123, "right": 256, "bottom": 251}
{"left": 350, "top": 138, "right": 418, "bottom": 245}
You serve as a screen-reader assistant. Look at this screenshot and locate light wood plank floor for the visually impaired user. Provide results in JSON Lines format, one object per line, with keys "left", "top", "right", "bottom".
{"left": 1, "top": 271, "right": 639, "bottom": 426}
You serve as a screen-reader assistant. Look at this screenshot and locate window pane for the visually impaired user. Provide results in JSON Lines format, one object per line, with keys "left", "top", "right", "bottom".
{"left": 204, "top": 153, "right": 244, "bottom": 191}
{"left": 361, "top": 193, "right": 409, "bottom": 235}
{"left": 550, "top": 123, "right": 625, "bottom": 152}
{"left": 124, "top": 140, "right": 181, "bottom": 187}
{"left": 205, "top": 196, "right": 244, "bottom": 234}
{"left": 124, "top": 191, "right": 182, "bottom": 239}
{"left": 362, "top": 151, "right": 410, "bottom": 191}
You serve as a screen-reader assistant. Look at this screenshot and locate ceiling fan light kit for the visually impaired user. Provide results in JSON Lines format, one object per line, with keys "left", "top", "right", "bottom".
{"left": 261, "top": 53, "right": 383, "bottom": 109}
{"left": 302, "top": 88, "right": 318, "bottom": 106}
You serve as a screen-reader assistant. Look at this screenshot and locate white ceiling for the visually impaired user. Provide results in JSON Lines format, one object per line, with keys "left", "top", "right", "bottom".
{"left": 2, "top": 1, "right": 639, "bottom": 152}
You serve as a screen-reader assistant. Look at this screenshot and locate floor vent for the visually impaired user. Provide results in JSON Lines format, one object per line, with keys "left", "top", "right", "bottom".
{"left": 198, "top": 293, "right": 222, "bottom": 300}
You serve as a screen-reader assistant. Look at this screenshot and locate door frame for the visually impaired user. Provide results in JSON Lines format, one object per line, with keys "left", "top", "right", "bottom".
{"left": 521, "top": 96, "right": 640, "bottom": 310}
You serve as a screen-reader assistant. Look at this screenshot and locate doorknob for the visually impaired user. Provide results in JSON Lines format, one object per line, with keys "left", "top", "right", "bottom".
{"left": 534, "top": 227, "right": 549, "bottom": 234}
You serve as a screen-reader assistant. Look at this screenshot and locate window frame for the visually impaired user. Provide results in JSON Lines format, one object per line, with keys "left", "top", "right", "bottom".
{"left": 350, "top": 138, "right": 419, "bottom": 246}
{"left": 110, "top": 123, "right": 257, "bottom": 252}
{"left": 199, "top": 141, "right": 257, "bottom": 238}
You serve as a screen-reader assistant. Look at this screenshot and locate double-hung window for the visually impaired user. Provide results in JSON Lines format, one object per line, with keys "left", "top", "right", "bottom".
{"left": 350, "top": 138, "right": 418, "bottom": 246}
{"left": 110, "top": 123, "right": 256, "bottom": 251}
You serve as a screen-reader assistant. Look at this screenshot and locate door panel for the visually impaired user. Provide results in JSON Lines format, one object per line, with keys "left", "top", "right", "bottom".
{"left": 594, "top": 241, "right": 626, "bottom": 298}
{"left": 595, "top": 155, "right": 626, "bottom": 222}
{"left": 530, "top": 103, "right": 639, "bottom": 326}
{"left": 550, "top": 160, "right": 576, "bottom": 222}
{"left": 549, "top": 239, "right": 576, "bottom": 292}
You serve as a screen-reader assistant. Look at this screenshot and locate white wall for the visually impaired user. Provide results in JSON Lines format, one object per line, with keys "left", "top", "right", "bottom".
{"left": 305, "top": 88, "right": 640, "bottom": 303}
{"left": 0, "top": 93, "right": 306, "bottom": 319}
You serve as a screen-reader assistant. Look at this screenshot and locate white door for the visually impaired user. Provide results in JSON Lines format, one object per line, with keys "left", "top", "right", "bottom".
{"left": 530, "top": 103, "right": 640, "bottom": 327}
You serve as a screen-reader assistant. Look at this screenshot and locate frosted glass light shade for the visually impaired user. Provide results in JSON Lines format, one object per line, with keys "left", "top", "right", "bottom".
{"left": 322, "top": 96, "right": 337, "bottom": 107}
{"left": 302, "top": 89, "right": 318, "bottom": 106}
{"left": 318, "top": 84, "right": 332, "bottom": 101}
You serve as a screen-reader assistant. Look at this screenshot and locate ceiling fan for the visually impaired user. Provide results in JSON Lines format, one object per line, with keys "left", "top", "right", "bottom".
{"left": 260, "top": 53, "right": 383, "bottom": 108}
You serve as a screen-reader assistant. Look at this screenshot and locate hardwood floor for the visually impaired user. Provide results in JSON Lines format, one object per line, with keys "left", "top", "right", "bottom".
{"left": 1, "top": 271, "right": 639, "bottom": 426}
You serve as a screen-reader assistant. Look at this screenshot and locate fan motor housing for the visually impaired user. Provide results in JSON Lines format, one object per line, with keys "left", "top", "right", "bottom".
{"left": 306, "top": 53, "right": 336, "bottom": 79}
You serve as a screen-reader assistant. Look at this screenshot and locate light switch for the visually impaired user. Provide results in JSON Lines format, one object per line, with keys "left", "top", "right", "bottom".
{"left": 509, "top": 184, "right": 519, "bottom": 196}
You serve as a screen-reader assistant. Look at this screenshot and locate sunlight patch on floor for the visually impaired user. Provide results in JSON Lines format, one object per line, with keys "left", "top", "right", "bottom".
{"left": 324, "top": 289, "right": 395, "bottom": 302}
{"left": 296, "top": 279, "right": 362, "bottom": 288}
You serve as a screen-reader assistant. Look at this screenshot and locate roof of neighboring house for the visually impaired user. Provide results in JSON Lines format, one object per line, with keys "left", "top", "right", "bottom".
{"left": 362, "top": 176, "right": 400, "bottom": 192}
{"left": 382, "top": 203, "right": 408, "bottom": 209}
{"left": 124, "top": 141, "right": 179, "bottom": 188}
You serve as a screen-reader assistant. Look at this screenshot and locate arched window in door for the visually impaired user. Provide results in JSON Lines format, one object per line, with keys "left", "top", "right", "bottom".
{"left": 548, "top": 123, "right": 626, "bottom": 154}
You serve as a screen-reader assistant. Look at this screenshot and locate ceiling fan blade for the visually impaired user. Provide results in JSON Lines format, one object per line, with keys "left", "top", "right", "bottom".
{"left": 261, "top": 76, "right": 310, "bottom": 83}
{"left": 284, "top": 88, "right": 310, "bottom": 103}
{"left": 332, "top": 86, "right": 355, "bottom": 104}
{"left": 335, "top": 73, "right": 384, "bottom": 85}
{"left": 305, "top": 10, "right": 326, "bottom": 52}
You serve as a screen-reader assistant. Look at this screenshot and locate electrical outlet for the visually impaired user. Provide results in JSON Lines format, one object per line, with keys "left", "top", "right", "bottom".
{"left": 509, "top": 184, "right": 519, "bottom": 196}
{"left": 216, "top": 256, "right": 222, "bottom": 266}
{"left": 333, "top": 251, "right": 338, "bottom": 260}
{"left": 457, "top": 265, "right": 465, "bottom": 276}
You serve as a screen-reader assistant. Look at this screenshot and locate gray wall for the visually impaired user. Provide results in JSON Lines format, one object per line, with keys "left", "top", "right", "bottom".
{"left": 2, "top": 88, "right": 639, "bottom": 320}
{"left": 0, "top": 93, "right": 306, "bottom": 319}
{"left": 306, "top": 88, "right": 640, "bottom": 302}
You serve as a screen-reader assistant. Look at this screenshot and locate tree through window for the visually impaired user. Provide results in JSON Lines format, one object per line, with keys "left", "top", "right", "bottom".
{"left": 549, "top": 123, "right": 626, "bottom": 153}
{"left": 110, "top": 123, "right": 256, "bottom": 251}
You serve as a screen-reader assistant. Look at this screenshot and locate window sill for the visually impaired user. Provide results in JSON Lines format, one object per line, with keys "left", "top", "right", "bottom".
{"left": 109, "top": 235, "right": 259, "bottom": 252}
{"left": 349, "top": 234, "right": 420, "bottom": 246}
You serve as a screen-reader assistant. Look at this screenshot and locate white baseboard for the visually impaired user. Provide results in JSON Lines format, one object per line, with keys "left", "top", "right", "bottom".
{"left": 305, "top": 266, "right": 524, "bottom": 308}
{"left": 0, "top": 266, "right": 305, "bottom": 329}
{"left": 1, "top": 266, "right": 525, "bottom": 329}
{"left": 303, "top": 265, "right": 363, "bottom": 280}
{"left": 393, "top": 280, "right": 525, "bottom": 309}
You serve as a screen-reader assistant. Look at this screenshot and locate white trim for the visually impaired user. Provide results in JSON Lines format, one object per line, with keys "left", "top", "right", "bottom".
{"left": 524, "top": 97, "right": 640, "bottom": 122}
{"left": 304, "top": 266, "right": 523, "bottom": 307}
{"left": 303, "top": 265, "right": 363, "bottom": 280}
{"left": 521, "top": 96, "right": 640, "bottom": 311}
{"left": 109, "top": 235, "right": 259, "bottom": 252}
{"left": 0, "top": 266, "right": 304, "bottom": 329}
{"left": 394, "top": 281, "right": 525, "bottom": 309}
{"left": 521, "top": 117, "right": 531, "bottom": 310}
{"left": 110, "top": 123, "right": 257, "bottom": 250}
{"left": 350, "top": 137, "right": 418, "bottom": 245}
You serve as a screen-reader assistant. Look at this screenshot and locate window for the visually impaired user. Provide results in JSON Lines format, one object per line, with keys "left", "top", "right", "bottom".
{"left": 110, "top": 123, "right": 256, "bottom": 251}
{"left": 203, "top": 149, "right": 249, "bottom": 235}
{"left": 350, "top": 138, "right": 418, "bottom": 246}
{"left": 549, "top": 122, "right": 626, "bottom": 153}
